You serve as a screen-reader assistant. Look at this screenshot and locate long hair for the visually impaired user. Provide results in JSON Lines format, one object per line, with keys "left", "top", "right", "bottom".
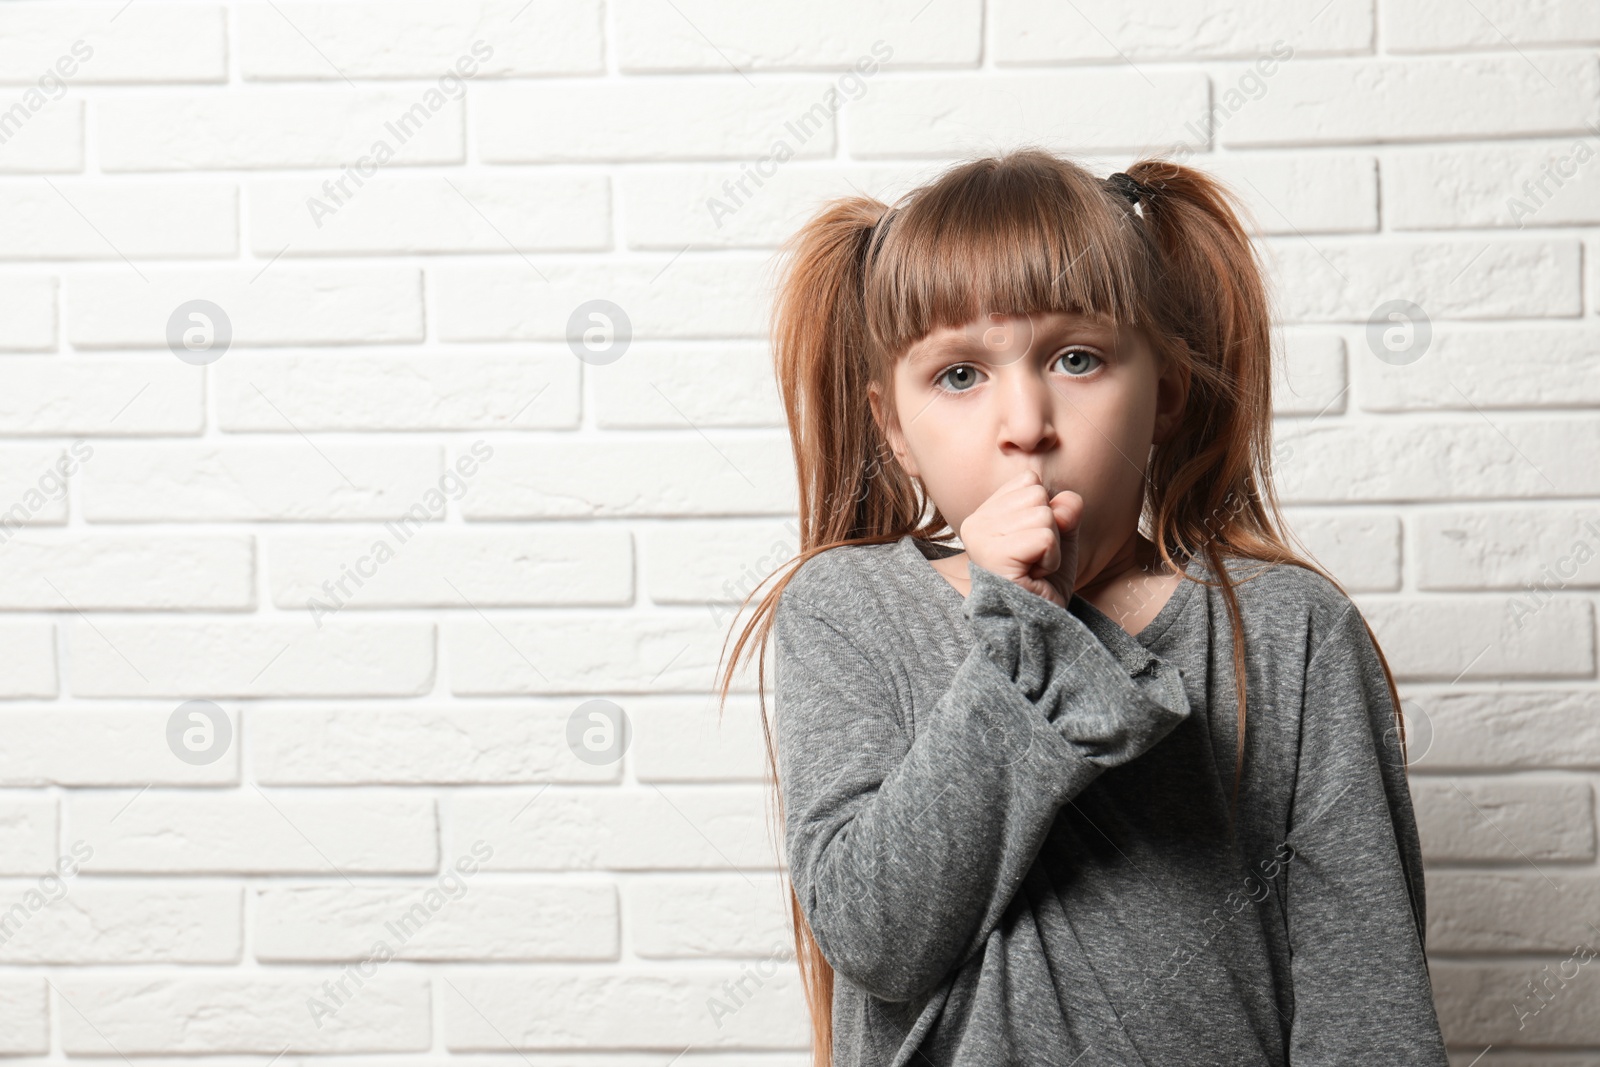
{"left": 711, "top": 146, "right": 1409, "bottom": 1065}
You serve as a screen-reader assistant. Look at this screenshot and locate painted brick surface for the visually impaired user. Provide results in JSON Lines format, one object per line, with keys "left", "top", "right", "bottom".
{"left": 4, "top": 1, "right": 1595, "bottom": 1060}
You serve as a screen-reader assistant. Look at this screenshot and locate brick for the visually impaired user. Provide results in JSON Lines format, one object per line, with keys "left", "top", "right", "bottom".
{"left": 1411, "top": 776, "right": 1594, "bottom": 862}
{"left": 0, "top": 97, "right": 82, "bottom": 173}
{"left": 1405, "top": 689, "right": 1600, "bottom": 770}
{"left": 1272, "top": 332, "right": 1346, "bottom": 415}
{"left": 622, "top": 162, "right": 926, "bottom": 250}
{"left": 1275, "top": 508, "right": 1401, "bottom": 591}
{"left": 0, "top": 5, "right": 225, "bottom": 82}
{"left": 1592, "top": 236, "right": 1600, "bottom": 318}
{"left": 217, "top": 352, "right": 578, "bottom": 431}
{"left": 83, "top": 444, "right": 444, "bottom": 522}
{"left": 1386, "top": 139, "right": 1600, "bottom": 230}
{"left": 447, "top": 610, "right": 755, "bottom": 695}
{"left": 1428, "top": 871, "right": 1600, "bottom": 953}
{"left": 0, "top": 624, "right": 56, "bottom": 698}
{"left": 478, "top": 80, "right": 837, "bottom": 163}
{"left": 249, "top": 173, "right": 609, "bottom": 255}
{"left": 458, "top": 438, "right": 796, "bottom": 520}
{"left": 1275, "top": 418, "right": 1600, "bottom": 503}
{"left": 1357, "top": 327, "right": 1600, "bottom": 410}
{"left": 71, "top": 789, "right": 438, "bottom": 873}
{"left": 56, "top": 973, "right": 430, "bottom": 1053}
{"left": 1196, "top": 152, "right": 1378, "bottom": 234}
{"left": 0, "top": 881, "right": 240, "bottom": 962}
{"left": 0, "top": 181, "right": 234, "bottom": 259}
{"left": 849, "top": 70, "right": 1209, "bottom": 157}
{"left": 0, "top": 534, "right": 251, "bottom": 610}
{"left": 0, "top": 709, "right": 237, "bottom": 785}
{"left": 1267, "top": 237, "right": 1580, "bottom": 321}
{"left": 255, "top": 878, "right": 617, "bottom": 961}
{"left": 98, "top": 90, "right": 462, "bottom": 171}
{"left": 643, "top": 518, "right": 799, "bottom": 605}
{"left": 630, "top": 699, "right": 770, "bottom": 782}
{"left": 993, "top": 0, "right": 1371, "bottom": 62}
{"left": 1432, "top": 959, "right": 1600, "bottom": 1046}
{"left": 442, "top": 965, "right": 807, "bottom": 1049}
{"left": 1220, "top": 53, "right": 1600, "bottom": 146}
{"left": 433, "top": 260, "right": 769, "bottom": 341}
{"left": 0, "top": 980, "right": 46, "bottom": 1053}
{"left": 1415, "top": 507, "right": 1600, "bottom": 590}
{"left": 0, "top": 794, "right": 56, "bottom": 874}
{"left": 0, "top": 444, "right": 79, "bottom": 527}
{"left": 0, "top": 357, "right": 201, "bottom": 435}
{"left": 0, "top": 276, "right": 56, "bottom": 350}
{"left": 626, "top": 873, "right": 791, "bottom": 957}
{"left": 68, "top": 267, "right": 423, "bottom": 348}
{"left": 269, "top": 525, "right": 629, "bottom": 612}
{"left": 1359, "top": 594, "right": 1592, "bottom": 681}
{"left": 615, "top": 0, "right": 976, "bottom": 70}
{"left": 450, "top": 786, "right": 774, "bottom": 869}
{"left": 594, "top": 343, "right": 784, "bottom": 428}
{"left": 239, "top": 1, "right": 603, "bottom": 79}
{"left": 1384, "top": 1, "right": 1600, "bottom": 52}
{"left": 253, "top": 707, "right": 622, "bottom": 785}
{"left": 68, "top": 619, "right": 435, "bottom": 697}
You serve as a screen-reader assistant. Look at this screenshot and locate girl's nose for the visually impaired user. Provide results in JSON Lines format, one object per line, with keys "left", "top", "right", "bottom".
{"left": 995, "top": 372, "right": 1059, "bottom": 451}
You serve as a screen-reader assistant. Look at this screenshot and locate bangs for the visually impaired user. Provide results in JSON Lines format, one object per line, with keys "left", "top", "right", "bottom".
{"left": 861, "top": 152, "right": 1152, "bottom": 364}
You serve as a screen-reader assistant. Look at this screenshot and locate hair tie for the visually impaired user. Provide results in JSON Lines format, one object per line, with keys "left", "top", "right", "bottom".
{"left": 865, "top": 205, "right": 897, "bottom": 263}
{"left": 1106, "top": 171, "right": 1152, "bottom": 206}
{"left": 874, "top": 205, "right": 897, "bottom": 239}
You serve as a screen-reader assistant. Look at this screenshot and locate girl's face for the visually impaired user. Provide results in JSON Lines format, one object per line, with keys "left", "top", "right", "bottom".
{"left": 868, "top": 309, "right": 1188, "bottom": 577}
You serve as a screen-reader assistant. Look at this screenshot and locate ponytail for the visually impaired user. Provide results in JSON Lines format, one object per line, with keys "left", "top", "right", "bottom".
{"left": 729, "top": 197, "right": 922, "bottom": 1066}
{"left": 1110, "top": 158, "right": 1412, "bottom": 816}
{"left": 770, "top": 198, "right": 925, "bottom": 552}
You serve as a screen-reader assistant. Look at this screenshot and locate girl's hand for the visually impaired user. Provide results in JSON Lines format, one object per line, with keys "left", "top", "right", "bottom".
{"left": 959, "top": 470, "right": 1082, "bottom": 608}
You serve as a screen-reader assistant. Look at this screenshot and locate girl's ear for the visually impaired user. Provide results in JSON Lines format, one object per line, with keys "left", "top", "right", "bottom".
{"left": 1151, "top": 353, "right": 1191, "bottom": 447}
{"left": 867, "top": 378, "right": 920, "bottom": 479}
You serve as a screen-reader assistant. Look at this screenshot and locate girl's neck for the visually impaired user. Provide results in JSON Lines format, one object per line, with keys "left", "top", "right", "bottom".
{"left": 1075, "top": 531, "right": 1166, "bottom": 599}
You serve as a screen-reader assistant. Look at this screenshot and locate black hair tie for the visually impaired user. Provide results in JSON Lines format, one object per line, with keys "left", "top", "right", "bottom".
{"left": 867, "top": 205, "right": 897, "bottom": 257}
{"left": 1107, "top": 171, "right": 1152, "bottom": 206}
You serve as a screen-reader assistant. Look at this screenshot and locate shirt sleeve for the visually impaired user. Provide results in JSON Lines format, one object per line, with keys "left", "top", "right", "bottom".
{"left": 774, "top": 561, "right": 1192, "bottom": 1004}
{"left": 1284, "top": 601, "right": 1449, "bottom": 1065}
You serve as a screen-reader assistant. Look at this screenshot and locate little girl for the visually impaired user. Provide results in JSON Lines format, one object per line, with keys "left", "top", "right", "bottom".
{"left": 715, "top": 148, "right": 1448, "bottom": 1066}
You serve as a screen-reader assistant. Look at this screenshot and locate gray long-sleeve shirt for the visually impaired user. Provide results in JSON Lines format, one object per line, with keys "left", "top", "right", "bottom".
{"left": 773, "top": 533, "right": 1448, "bottom": 1066}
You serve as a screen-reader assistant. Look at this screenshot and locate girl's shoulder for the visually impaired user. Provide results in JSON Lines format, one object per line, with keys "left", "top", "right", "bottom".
{"left": 779, "top": 537, "right": 914, "bottom": 626}
{"left": 1203, "top": 552, "right": 1375, "bottom": 664}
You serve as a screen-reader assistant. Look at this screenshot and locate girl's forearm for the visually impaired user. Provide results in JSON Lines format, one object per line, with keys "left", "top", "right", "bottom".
{"left": 777, "top": 566, "right": 1191, "bottom": 1003}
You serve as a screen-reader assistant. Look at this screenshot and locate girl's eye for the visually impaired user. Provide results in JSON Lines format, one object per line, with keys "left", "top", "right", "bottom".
{"left": 932, "top": 348, "right": 1102, "bottom": 393}
{"left": 934, "top": 365, "right": 984, "bottom": 392}
{"left": 1055, "top": 347, "right": 1102, "bottom": 375}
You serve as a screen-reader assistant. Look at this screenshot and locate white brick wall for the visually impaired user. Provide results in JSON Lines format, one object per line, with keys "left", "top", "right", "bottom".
{"left": 0, "top": 0, "right": 1595, "bottom": 1059}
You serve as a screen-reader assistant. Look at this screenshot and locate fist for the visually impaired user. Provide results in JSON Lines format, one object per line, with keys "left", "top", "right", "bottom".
{"left": 958, "top": 470, "right": 1082, "bottom": 608}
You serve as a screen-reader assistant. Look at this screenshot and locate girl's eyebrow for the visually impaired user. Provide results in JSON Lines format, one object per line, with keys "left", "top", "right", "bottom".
{"left": 911, "top": 318, "right": 1115, "bottom": 364}
{"left": 911, "top": 336, "right": 972, "bottom": 363}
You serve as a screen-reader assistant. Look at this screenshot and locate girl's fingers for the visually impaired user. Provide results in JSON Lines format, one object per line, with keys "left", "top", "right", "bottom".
{"left": 1049, "top": 489, "right": 1083, "bottom": 531}
{"left": 998, "top": 524, "right": 1058, "bottom": 569}
{"left": 1034, "top": 525, "right": 1060, "bottom": 578}
{"left": 1010, "top": 571, "right": 1063, "bottom": 607}
{"left": 989, "top": 500, "right": 1070, "bottom": 578}
{"left": 964, "top": 473, "right": 1081, "bottom": 596}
